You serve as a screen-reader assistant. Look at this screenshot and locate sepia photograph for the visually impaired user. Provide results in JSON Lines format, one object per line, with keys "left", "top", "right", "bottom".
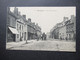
{"left": 6, "top": 7, "right": 76, "bottom": 52}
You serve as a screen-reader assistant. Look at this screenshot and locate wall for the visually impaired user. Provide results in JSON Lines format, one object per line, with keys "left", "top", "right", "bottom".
{"left": 8, "top": 14, "right": 16, "bottom": 28}
{"left": 59, "top": 26, "right": 66, "bottom": 40}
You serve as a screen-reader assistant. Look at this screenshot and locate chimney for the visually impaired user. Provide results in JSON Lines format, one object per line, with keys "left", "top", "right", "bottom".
{"left": 14, "top": 7, "right": 18, "bottom": 15}
{"left": 71, "top": 15, "right": 75, "bottom": 19}
{"left": 33, "top": 22, "right": 35, "bottom": 25}
{"left": 71, "top": 15, "right": 75, "bottom": 23}
{"left": 63, "top": 17, "right": 68, "bottom": 22}
{"left": 36, "top": 23, "right": 38, "bottom": 26}
{"left": 22, "top": 15, "right": 26, "bottom": 19}
{"left": 28, "top": 18, "right": 31, "bottom": 22}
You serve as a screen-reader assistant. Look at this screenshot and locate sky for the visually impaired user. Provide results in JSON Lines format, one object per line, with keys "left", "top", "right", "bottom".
{"left": 10, "top": 7, "right": 76, "bottom": 34}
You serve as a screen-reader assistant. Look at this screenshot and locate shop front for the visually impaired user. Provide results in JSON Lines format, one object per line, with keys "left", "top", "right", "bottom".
{"left": 7, "top": 27, "right": 19, "bottom": 42}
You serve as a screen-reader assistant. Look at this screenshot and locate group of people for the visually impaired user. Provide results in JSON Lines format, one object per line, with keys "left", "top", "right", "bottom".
{"left": 37, "top": 32, "right": 47, "bottom": 41}
{"left": 41, "top": 33, "right": 47, "bottom": 40}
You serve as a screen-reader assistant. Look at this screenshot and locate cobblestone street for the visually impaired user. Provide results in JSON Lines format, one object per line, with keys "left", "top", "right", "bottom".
{"left": 6, "top": 39, "right": 76, "bottom": 52}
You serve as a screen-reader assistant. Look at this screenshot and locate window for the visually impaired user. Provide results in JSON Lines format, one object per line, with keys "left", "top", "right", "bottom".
{"left": 71, "top": 26, "right": 73, "bottom": 28}
{"left": 66, "top": 27, "right": 68, "bottom": 29}
{"left": 59, "top": 33, "right": 61, "bottom": 35}
{"left": 17, "top": 24, "right": 18, "bottom": 30}
{"left": 22, "top": 33, "right": 23, "bottom": 37}
{"left": 17, "top": 34, "right": 19, "bottom": 38}
{"left": 69, "top": 26, "right": 70, "bottom": 29}
{"left": 20, "top": 32, "right": 21, "bottom": 38}
{"left": 22, "top": 26, "right": 23, "bottom": 30}
{"left": 20, "top": 25, "right": 21, "bottom": 30}
{"left": 72, "top": 29, "right": 74, "bottom": 32}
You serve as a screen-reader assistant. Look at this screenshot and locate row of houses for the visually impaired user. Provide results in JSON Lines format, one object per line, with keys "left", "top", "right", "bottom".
{"left": 6, "top": 7, "right": 42, "bottom": 42}
{"left": 50, "top": 15, "right": 76, "bottom": 41}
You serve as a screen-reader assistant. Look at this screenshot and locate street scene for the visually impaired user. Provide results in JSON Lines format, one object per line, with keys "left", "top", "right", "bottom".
{"left": 7, "top": 39, "right": 75, "bottom": 52}
{"left": 6, "top": 7, "right": 76, "bottom": 52}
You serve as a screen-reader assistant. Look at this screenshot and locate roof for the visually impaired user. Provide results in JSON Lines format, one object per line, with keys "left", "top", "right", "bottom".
{"left": 8, "top": 11, "right": 18, "bottom": 19}
{"left": 9, "top": 27, "right": 19, "bottom": 34}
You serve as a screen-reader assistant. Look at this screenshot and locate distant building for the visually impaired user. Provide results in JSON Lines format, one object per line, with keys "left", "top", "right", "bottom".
{"left": 65, "top": 15, "right": 76, "bottom": 40}
{"left": 27, "top": 19, "right": 42, "bottom": 40}
{"left": 27, "top": 18, "right": 36, "bottom": 40}
{"left": 50, "top": 23, "right": 60, "bottom": 39}
{"left": 59, "top": 17, "right": 68, "bottom": 40}
{"left": 46, "top": 32, "right": 50, "bottom": 40}
{"left": 36, "top": 23, "right": 42, "bottom": 39}
{"left": 50, "top": 15, "right": 76, "bottom": 41}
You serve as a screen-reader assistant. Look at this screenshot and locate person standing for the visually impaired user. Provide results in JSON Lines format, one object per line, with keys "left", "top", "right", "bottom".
{"left": 44, "top": 33, "right": 47, "bottom": 40}
{"left": 36, "top": 34, "right": 39, "bottom": 41}
{"left": 41, "top": 34, "right": 44, "bottom": 40}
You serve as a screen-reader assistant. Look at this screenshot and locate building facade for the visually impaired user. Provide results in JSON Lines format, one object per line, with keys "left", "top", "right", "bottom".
{"left": 27, "top": 18, "right": 42, "bottom": 40}
{"left": 7, "top": 7, "right": 42, "bottom": 42}
{"left": 58, "top": 17, "right": 68, "bottom": 40}
{"left": 59, "top": 25, "right": 66, "bottom": 40}
{"left": 27, "top": 18, "right": 35, "bottom": 40}
{"left": 7, "top": 7, "right": 28, "bottom": 42}
{"left": 50, "top": 15, "right": 76, "bottom": 41}
{"left": 7, "top": 7, "right": 19, "bottom": 42}
{"left": 65, "top": 15, "right": 76, "bottom": 40}
{"left": 36, "top": 23, "right": 42, "bottom": 39}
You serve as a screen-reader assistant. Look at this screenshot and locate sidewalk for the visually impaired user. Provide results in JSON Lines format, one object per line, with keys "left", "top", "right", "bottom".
{"left": 6, "top": 40, "right": 37, "bottom": 49}
{"left": 48, "top": 38, "right": 75, "bottom": 42}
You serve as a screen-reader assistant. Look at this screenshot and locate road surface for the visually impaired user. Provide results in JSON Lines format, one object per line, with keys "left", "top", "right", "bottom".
{"left": 7, "top": 39, "right": 76, "bottom": 52}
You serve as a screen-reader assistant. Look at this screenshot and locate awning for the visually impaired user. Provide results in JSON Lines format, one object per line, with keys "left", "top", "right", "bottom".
{"left": 9, "top": 27, "right": 19, "bottom": 34}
